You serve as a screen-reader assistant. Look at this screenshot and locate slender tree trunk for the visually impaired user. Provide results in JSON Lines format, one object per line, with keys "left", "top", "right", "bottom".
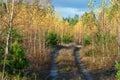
{"left": 117, "top": 18, "right": 120, "bottom": 56}
{"left": 116, "top": 3, "right": 120, "bottom": 56}
{"left": 102, "top": 0, "right": 105, "bottom": 54}
{"left": 2, "top": 0, "right": 14, "bottom": 79}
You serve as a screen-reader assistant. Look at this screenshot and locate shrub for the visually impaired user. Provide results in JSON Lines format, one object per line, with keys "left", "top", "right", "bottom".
{"left": 0, "top": 41, "right": 29, "bottom": 75}
{"left": 61, "top": 33, "right": 71, "bottom": 43}
{"left": 83, "top": 34, "right": 92, "bottom": 46}
{"left": 45, "top": 31, "right": 60, "bottom": 46}
{"left": 8, "top": 41, "right": 29, "bottom": 74}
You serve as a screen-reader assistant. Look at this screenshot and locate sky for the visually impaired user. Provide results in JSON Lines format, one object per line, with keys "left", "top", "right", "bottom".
{"left": 52, "top": 0, "right": 110, "bottom": 18}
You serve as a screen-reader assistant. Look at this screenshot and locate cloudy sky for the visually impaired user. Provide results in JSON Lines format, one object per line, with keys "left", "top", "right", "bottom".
{"left": 52, "top": 0, "right": 110, "bottom": 18}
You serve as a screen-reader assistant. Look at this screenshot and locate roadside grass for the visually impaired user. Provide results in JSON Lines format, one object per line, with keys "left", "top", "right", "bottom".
{"left": 79, "top": 43, "right": 119, "bottom": 71}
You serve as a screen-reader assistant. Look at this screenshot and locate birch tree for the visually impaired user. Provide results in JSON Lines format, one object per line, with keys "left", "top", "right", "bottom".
{"left": 2, "top": 0, "right": 15, "bottom": 79}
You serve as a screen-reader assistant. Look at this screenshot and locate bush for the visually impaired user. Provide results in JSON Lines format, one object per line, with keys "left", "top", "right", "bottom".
{"left": 45, "top": 31, "right": 60, "bottom": 46}
{"left": 8, "top": 41, "right": 29, "bottom": 74}
{"left": 115, "top": 61, "right": 120, "bottom": 80}
{"left": 0, "top": 41, "right": 29, "bottom": 75}
{"left": 61, "top": 33, "right": 71, "bottom": 43}
{"left": 83, "top": 34, "right": 92, "bottom": 46}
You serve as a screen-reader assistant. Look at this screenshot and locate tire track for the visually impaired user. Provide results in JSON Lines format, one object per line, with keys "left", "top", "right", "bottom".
{"left": 48, "top": 47, "right": 62, "bottom": 80}
{"left": 48, "top": 45, "right": 77, "bottom": 80}
{"left": 74, "top": 46, "right": 93, "bottom": 80}
{"left": 48, "top": 45, "right": 94, "bottom": 80}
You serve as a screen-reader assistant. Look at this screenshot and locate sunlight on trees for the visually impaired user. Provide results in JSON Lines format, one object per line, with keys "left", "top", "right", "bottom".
{"left": 0, "top": 0, "right": 120, "bottom": 79}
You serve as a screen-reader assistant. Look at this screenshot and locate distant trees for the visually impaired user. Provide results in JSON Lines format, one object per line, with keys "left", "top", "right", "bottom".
{"left": 72, "top": 11, "right": 97, "bottom": 44}
{"left": 63, "top": 15, "right": 79, "bottom": 26}
{"left": 81, "top": 11, "right": 96, "bottom": 30}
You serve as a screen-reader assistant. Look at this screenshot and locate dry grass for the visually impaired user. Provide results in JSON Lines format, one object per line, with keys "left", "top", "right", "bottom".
{"left": 57, "top": 48, "right": 75, "bottom": 64}
{"left": 56, "top": 48, "right": 77, "bottom": 72}
{"left": 78, "top": 44, "right": 119, "bottom": 71}
{"left": 81, "top": 56, "right": 116, "bottom": 71}
{"left": 77, "top": 44, "right": 119, "bottom": 80}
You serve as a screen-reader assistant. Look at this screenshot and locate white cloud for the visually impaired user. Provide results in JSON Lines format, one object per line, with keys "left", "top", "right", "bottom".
{"left": 55, "top": 7, "right": 87, "bottom": 18}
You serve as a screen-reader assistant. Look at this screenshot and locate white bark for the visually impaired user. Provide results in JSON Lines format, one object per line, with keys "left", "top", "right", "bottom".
{"left": 5, "top": 0, "right": 14, "bottom": 55}
{"left": 2, "top": 0, "right": 15, "bottom": 79}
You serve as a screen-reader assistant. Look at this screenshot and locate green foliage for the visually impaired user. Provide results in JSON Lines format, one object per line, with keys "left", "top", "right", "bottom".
{"left": 95, "top": 31, "right": 105, "bottom": 44}
{"left": 115, "top": 61, "right": 120, "bottom": 80}
{"left": 63, "top": 15, "right": 79, "bottom": 26}
{"left": 9, "top": 27, "right": 22, "bottom": 43}
{"left": 0, "top": 27, "right": 28, "bottom": 75}
{"left": 0, "top": 46, "right": 4, "bottom": 64}
{"left": 0, "top": 46, "right": 4, "bottom": 55}
{"left": 11, "top": 28, "right": 21, "bottom": 38}
{"left": 0, "top": 41, "right": 29, "bottom": 75}
{"left": 0, "top": 72, "right": 28, "bottom": 80}
{"left": 95, "top": 31, "right": 116, "bottom": 44}
{"left": 81, "top": 11, "right": 96, "bottom": 27}
{"left": 83, "top": 34, "right": 92, "bottom": 46}
{"left": 8, "top": 41, "right": 29, "bottom": 74}
{"left": 61, "top": 33, "right": 71, "bottom": 43}
{"left": 46, "top": 31, "right": 60, "bottom": 46}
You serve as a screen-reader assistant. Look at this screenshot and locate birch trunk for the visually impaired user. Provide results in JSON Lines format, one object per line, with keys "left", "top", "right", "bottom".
{"left": 2, "top": 0, "right": 14, "bottom": 79}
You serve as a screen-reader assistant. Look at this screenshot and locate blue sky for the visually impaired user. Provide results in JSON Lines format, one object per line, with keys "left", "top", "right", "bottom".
{"left": 52, "top": 0, "right": 110, "bottom": 18}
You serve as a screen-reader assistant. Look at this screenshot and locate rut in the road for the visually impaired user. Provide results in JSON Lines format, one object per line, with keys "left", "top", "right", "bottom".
{"left": 74, "top": 47, "right": 93, "bottom": 80}
{"left": 48, "top": 47, "right": 62, "bottom": 80}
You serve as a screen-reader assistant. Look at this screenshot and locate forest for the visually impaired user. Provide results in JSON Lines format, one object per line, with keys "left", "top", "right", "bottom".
{"left": 0, "top": 0, "right": 120, "bottom": 80}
